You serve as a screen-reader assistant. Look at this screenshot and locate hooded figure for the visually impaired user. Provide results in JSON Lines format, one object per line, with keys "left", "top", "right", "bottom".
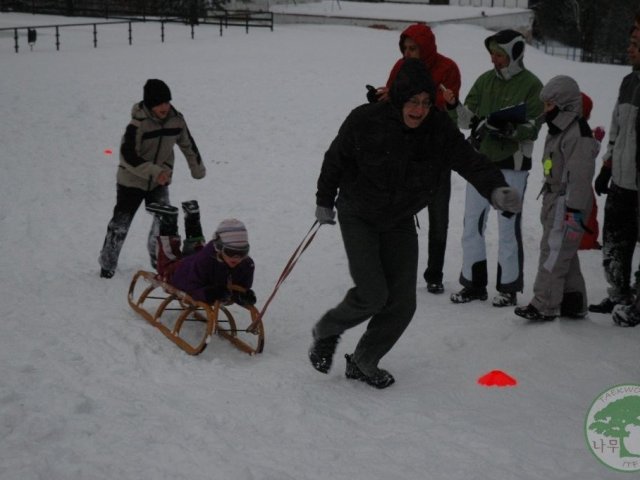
{"left": 311, "top": 57, "right": 518, "bottom": 388}
{"left": 385, "top": 23, "right": 461, "bottom": 111}
{"left": 449, "top": 29, "right": 543, "bottom": 307}
{"left": 382, "top": 24, "right": 462, "bottom": 293}
{"left": 484, "top": 29, "right": 526, "bottom": 81}
{"left": 515, "top": 75, "right": 599, "bottom": 322}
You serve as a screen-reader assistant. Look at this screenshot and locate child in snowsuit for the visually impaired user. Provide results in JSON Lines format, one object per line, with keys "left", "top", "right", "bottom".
{"left": 515, "top": 75, "right": 598, "bottom": 321}
{"left": 149, "top": 202, "right": 256, "bottom": 306}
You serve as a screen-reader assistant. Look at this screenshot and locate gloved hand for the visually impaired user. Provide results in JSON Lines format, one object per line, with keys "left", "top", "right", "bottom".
{"left": 485, "top": 116, "right": 515, "bottom": 138}
{"left": 366, "top": 85, "right": 379, "bottom": 104}
{"left": 315, "top": 206, "right": 336, "bottom": 225}
{"left": 594, "top": 165, "right": 612, "bottom": 196}
{"left": 233, "top": 288, "right": 257, "bottom": 307}
{"left": 592, "top": 126, "right": 605, "bottom": 142}
{"left": 491, "top": 187, "right": 522, "bottom": 213}
{"left": 565, "top": 209, "right": 585, "bottom": 231}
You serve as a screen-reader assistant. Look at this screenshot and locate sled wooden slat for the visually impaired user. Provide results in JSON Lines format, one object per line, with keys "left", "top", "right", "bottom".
{"left": 127, "top": 270, "right": 264, "bottom": 356}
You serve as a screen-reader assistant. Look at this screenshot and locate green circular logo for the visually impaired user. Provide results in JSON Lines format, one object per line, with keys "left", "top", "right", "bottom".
{"left": 585, "top": 384, "right": 640, "bottom": 472}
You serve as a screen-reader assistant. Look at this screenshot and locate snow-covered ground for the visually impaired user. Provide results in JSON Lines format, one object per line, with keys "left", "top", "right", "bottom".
{"left": 0, "top": 5, "right": 637, "bottom": 479}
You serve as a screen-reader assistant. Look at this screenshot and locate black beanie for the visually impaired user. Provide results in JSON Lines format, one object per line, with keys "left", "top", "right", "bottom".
{"left": 389, "top": 58, "right": 436, "bottom": 109}
{"left": 143, "top": 79, "right": 172, "bottom": 109}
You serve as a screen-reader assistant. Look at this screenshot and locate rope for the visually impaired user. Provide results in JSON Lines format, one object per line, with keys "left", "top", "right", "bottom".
{"left": 254, "top": 221, "right": 321, "bottom": 325}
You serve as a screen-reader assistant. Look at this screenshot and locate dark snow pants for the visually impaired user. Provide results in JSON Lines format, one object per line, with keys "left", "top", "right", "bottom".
{"left": 313, "top": 212, "right": 418, "bottom": 376}
{"left": 99, "top": 184, "right": 169, "bottom": 271}
{"left": 423, "top": 170, "right": 451, "bottom": 285}
{"left": 602, "top": 183, "right": 638, "bottom": 301}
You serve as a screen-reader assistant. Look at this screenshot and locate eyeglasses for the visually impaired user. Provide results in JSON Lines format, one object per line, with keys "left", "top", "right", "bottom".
{"left": 222, "top": 245, "right": 249, "bottom": 259}
{"left": 406, "top": 98, "right": 432, "bottom": 109}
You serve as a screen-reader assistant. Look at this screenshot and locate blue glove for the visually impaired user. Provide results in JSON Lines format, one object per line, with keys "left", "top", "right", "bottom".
{"left": 315, "top": 206, "right": 336, "bottom": 225}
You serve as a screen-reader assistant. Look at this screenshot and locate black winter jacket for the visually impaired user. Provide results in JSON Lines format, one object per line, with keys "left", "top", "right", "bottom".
{"left": 316, "top": 101, "right": 508, "bottom": 228}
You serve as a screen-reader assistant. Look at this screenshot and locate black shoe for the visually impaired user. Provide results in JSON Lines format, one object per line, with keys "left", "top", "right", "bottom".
{"left": 345, "top": 354, "right": 395, "bottom": 389}
{"left": 514, "top": 304, "right": 556, "bottom": 322}
{"left": 146, "top": 203, "right": 179, "bottom": 216}
{"left": 308, "top": 334, "right": 340, "bottom": 374}
{"left": 560, "top": 292, "right": 586, "bottom": 318}
{"left": 181, "top": 200, "right": 200, "bottom": 216}
{"left": 426, "top": 282, "right": 444, "bottom": 294}
{"left": 450, "top": 287, "right": 488, "bottom": 304}
{"left": 588, "top": 297, "right": 618, "bottom": 314}
{"left": 492, "top": 292, "right": 517, "bottom": 307}
{"left": 612, "top": 304, "right": 640, "bottom": 327}
{"left": 100, "top": 268, "right": 114, "bottom": 279}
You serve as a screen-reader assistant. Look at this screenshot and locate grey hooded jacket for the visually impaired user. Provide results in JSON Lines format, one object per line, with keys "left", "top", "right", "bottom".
{"left": 116, "top": 102, "right": 206, "bottom": 191}
{"left": 539, "top": 75, "right": 598, "bottom": 213}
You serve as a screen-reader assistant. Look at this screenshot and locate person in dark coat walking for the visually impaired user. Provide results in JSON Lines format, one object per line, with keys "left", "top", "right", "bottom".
{"left": 309, "top": 59, "right": 522, "bottom": 389}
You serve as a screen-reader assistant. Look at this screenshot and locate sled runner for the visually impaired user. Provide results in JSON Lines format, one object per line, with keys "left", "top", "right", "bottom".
{"left": 127, "top": 270, "right": 264, "bottom": 356}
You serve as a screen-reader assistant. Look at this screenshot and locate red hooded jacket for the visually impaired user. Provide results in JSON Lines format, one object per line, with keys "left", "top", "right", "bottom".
{"left": 385, "top": 24, "right": 461, "bottom": 111}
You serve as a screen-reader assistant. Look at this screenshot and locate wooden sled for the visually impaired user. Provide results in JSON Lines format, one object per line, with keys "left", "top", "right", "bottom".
{"left": 127, "top": 270, "right": 264, "bottom": 356}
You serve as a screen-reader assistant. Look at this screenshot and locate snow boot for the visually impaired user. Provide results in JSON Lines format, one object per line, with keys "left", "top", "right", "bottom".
{"left": 146, "top": 203, "right": 179, "bottom": 236}
{"left": 450, "top": 286, "right": 488, "bottom": 304}
{"left": 344, "top": 354, "right": 395, "bottom": 389}
{"left": 426, "top": 282, "right": 444, "bottom": 294}
{"left": 588, "top": 297, "right": 616, "bottom": 314}
{"left": 181, "top": 200, "right": 200, "bottom": 216}
{"left": 514, "top": 304, "right": 556, "bottom": 322}
{"left": 588, "top": 296, "right": 632, "bottom": 314}
{"left": 308, "top": 333, "right": 340, "bottom": 374}
{"left": 100, "top": 268, "right": 115, "bottom": 279}
{"left": 181, "top": 200, "right": 205, "bottom": 255}
{"left": 612, "top": 304, "right": 640, "bottom": 327}
{"left": 492, "top": 292, "right": 517, "bottom": 307}
{"left": 560, "top": 292, "right": 587, "bottom": 318}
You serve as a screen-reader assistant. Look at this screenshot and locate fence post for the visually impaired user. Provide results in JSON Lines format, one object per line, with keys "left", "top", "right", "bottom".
{"left": 55, "top": 25, "right": 60, "bottom": 50}
{"left": 161, "top": 21, "right": 165, "bottom": 43}
{"left": 128, "top": 21, "right": 132, "bottom": 45}
{"left": 13, "top": 28, "right": 18, "bottom": 53}
{"left": 93, "top": 23, "right": 97, "bottom": 48}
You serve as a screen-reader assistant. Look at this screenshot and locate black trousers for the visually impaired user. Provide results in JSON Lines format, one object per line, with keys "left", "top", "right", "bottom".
{"left": 99, "top": 184, "right": 169, "bottom": 271}
{"left": 602, "top": 183, "right": 639, "bottom": 300}
{"left": 313, "top": 212, "right": 418, "bottom": 375}
{"left": 423, "top": 171, "right": 451, "bottom": 284}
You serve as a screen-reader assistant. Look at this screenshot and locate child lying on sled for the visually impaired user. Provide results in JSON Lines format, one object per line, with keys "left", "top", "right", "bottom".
{"left": 146, "top": 201, "right": 256, "bottom": 307}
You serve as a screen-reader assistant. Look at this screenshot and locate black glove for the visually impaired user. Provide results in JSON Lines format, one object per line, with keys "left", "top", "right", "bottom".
{"left": 594, "top": 165, "right": 612, "bottom": 196}
{"left": 469, "top": 116, "right": 483, "bottom": 148}
{"left": 233, "top": 289, "right": 257, "bottom": 306}
{"left": 366, "top": 85, "right": 379, "bottom": 104}
{"left": 488, "top": 119, "right": 515, "bottom": 138}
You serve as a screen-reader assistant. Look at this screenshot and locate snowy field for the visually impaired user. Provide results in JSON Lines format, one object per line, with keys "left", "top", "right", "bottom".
{"left": 0, "top": 5, "right": 638, "bottom": 480}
